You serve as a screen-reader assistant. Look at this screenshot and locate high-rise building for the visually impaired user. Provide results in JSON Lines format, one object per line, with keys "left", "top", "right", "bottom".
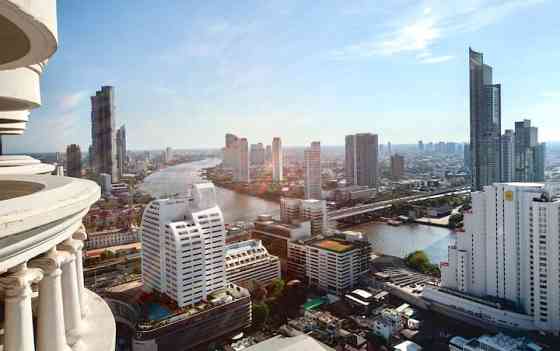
{"left": 387, "top": 141, "right": 392, "bottom": 156}
{"left": 223, "top": 133, "right": 239, "bottom": 169}
{"left": 300, "top": 199, "right": 327, "bottom": 237}
{"left": 272, "top": 137, "right": 283, "bottom": 183}
{"left": 304, "top": 141, "right": 321, "bottom": 200}
{"left": 390, "top": 153, "right": 404, "bottom": 180}
{"left": 469, "top": 48, "right": 502, "bottom": 191}
{"left": 463, "top": 143, "right": 471, "bottom": 172}
{"left": 514, "top": 119, "right": 545, "bottom": 182}
{"left": 140, "top": 183, "right": 227, "bottom": 307}
{"left": 265, "top": 144, "right": 272, "bottom": 163}
{"left": 250, "top": 143, "right": 265, "bottom": 166}
{"left": 91, "top": 85, "right": 118, "bottom": 182}
{"left": 164, "top": 146, "right": 173, "bottom": 163}
{"left": 280, "top": 197, "right": 301, "bottom": 223}
{"left": 345, "top": 133, "right": 378, "bottom": 188}
{"left": 233, "top": 138, "right": 250, "bottom": 183}
{"left": 66, "top": 144, "right": 82, "bottom": 178}
{"left": 116, "top": 124, "right": 126, "bottom": 176}
{"left": 425, "top": 183, "right": 560, "bottom": 334}
{"left": 500, "top": 129, "right": 514, "bottom": 182}
{"left": 418, "top": 140, "right": 424, "bottom": 153}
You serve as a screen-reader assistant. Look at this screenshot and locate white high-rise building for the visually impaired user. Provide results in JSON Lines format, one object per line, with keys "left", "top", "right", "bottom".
{"left": 300, "top": 199, "right": 328, "bottom": 237}
{"left": 272, "top": 137, "right": 283, "bottom": 183}
{"left": 233, "top": 138, "right": 249, "bottom": 183}
{"left": 425, "top": 183, "right": 560, "bottom": 334}
{"left": 141, "top": 183, "right": 227, "bottom": 307}
{"left": 304, "top": 141, "right": 321, "bottom": 200}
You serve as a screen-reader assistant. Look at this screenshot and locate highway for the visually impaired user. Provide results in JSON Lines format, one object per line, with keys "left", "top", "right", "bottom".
{"left": 327, "top": 186, "right": 470, "bottom": 220}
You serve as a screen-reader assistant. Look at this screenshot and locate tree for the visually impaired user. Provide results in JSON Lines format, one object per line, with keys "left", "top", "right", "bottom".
{"left": 269, "top": 278, "right": 285, "bottom": 299}
{"left": 448, "top": 213, "right": 463, "bottom": 229}
{"left": 252, "top": 303, "right": 270, "bottom": 329}
{"left": 405, "top": 250, "right": 440, "bottom": 276}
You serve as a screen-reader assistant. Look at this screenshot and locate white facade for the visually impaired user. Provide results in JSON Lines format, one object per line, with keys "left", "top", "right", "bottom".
{"left": 449, "top": 333, "right": 542, "bottom": 351}
{"left": 233, "top": 137, "right": 250, "bottom": 183}
{"left": 225, "top": 239, "right": 281, "bottom": 287}
{"left": 300, "top": 199, "right": 328, "bottom": 237}
{"left": 432, "top": 183, "right": 560, "bottom": 334}
{"left": 85, "top": 228, "right": 139, "bottom": 250}
{"left": 272, "top": 137, "right": 283, "bottom": 183}
{"left": 141, "top": 183, "right": 227, "bottom": 307}
{"left": 304, "top": 141, "right": 321, "bottom": 200}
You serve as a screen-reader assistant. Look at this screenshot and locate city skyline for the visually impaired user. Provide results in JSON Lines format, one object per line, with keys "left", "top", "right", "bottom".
{"left": 4, "top": 0, "right": 560, "bottom": 153}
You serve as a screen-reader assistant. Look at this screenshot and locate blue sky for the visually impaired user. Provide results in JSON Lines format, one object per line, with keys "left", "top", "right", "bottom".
{"left": 7, "top": 0, "right": 560, "bottom": 153}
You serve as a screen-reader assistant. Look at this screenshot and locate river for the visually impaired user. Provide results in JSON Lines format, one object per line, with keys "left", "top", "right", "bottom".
{"left": 139, "top": 159, "right": 453, "bottom": 264}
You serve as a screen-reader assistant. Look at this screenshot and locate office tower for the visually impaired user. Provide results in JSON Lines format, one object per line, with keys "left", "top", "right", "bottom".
{"left": 164, "top": 146, "right": 173, "bottom": 163}
{"left": 300, "top": 199, "right": 328, "bottom": 236}
{"left": 91, "top": 85, "right": 118, "bottom": 182}
{"left": 265, "top": 144, "right": 272, "bottom": 163}
{"left": 233, "top": 138, "right": 249, "bottom": 183}
{"left": 469, "top": 48, "right": 501, "bottom": 191}
{"left": 426, "top": 183, "right": 560, "bottom": 334}
{"left": 225, "top": 133, "right": 237, "bottom": 148}
{"left": 418, "top": 140, "right": 424, "bottom": 153}
{"left": 304, "top": 141, "right": 321, "bottom": 200}
{"left": 390, "top": 153, "right": 405, "bottom": 180}
{"left": 66, "top": 144, "right": 82, "bottom": 178}
{"left": 501, "top": 130, "right": 514, "bottom": 182}
{"left": 0, "top": 2, "right": 116, "bottom": 349}
{"left": 250, "top": 143, "right": 265, "bottom": 166}
{"left": 272, "top": 137, "right": 283, "bottom": 182}
{"left": 387, "top": 141, "right": 392, "bottom": 156}
{"left": 280, "top": 197, "right": 301, "bottom": 223}
{"left": 141, "top": 183, "right": 227, "bottom": 307}
{"left": 224, "top": 239, "right": 281, "bottom": 287}
{"left": 463, "top": 143, "right": 471, "bottom": 172}
{"left": 514, "top": 119, "right": 545, "bottom": 182}
{"left": 116, "top": 124, "right": 126, "bottom": 176}
{"left": 345, "top": 133, "right": 379, "bottom": 188}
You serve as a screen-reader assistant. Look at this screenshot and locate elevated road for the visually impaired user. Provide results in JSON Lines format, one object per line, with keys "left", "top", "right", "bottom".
{"left": 328, "top": 186, "right": 470, "bottom": 220}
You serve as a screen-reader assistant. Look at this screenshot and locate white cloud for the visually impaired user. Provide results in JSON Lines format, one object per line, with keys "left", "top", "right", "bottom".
{"left": 420, "top": 55, "right": 454, "bottom": 64}
{"left": 59, "top": 91, "right": 87, "bottom": 111}
{"left": 332, "top": 0, "right": 545, "bottom": 63}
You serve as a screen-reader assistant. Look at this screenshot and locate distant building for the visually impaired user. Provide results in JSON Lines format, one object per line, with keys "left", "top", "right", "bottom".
{"left": 345, "top": 133, "right": 378, "bottom": 188}
{"left": 164, "top": 146, "right": 173, "bottom": 163}
{"left": 140, "top": 183, "right": 227, "bottom": 307}
{"left": 116, "top": 125, "right": 126, "bottom": 176}
{"left": 233, "top": 138, "right": 250, "bottom": 183}
{"left": 304, "top": 141, "right": 321, "bottom": 199}
{"left": 265, "top": 144, "right": 272, "bottom": 163}
{"left": 91, "top": 86, "right": 119, "bottom": 181}
{"left": 469, "top": 48, "right": 501, "bottom": 190}
{"left": 223, "top": 133, "right": 238, "bottom": 168}
{"left": 250, "top": 143, "right": 265, "bottom": 166}
{"left": 280, "top": 197, "right": 302, "bottom": 223}
{"left": 463, "top": 143, "right": 471, "bottom": 172}
{"left": 272, "top": 137, "right": 283, "bottom": 182}
{"left": 390, "top": 153, "right": 405, "bottom": 180}
{"left": 99, "top": 173, "right": 112, "bottom": 195}
{"left": 333, "top": 185, "right": 375, "bottom": 203}
{"left": 500, "top": 129, "right": 514, "bottom": 182}
{"left": 418, "top": 140, "right": 424, "bottom": 152}
{"left": 244, "top": 334, "right": 332, "bottom": 351}
{"left": 300, "top": 199, "right": 327, "bottom": 237}
{"left": 225, "top": 239, "right": 281, "bottom": 287}
{"left": 85, "top": 228, "right": 139, "bottom": 250}
{"left": 66, "top": 143, "right": 82, "bottom": 178}
{"left": 514, "top": 119, "right": 545, "bottom": 182}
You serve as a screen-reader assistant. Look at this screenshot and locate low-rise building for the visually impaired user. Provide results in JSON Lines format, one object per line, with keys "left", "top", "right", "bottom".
{"left": 85, "top": 227, "right": 140, "bottom": 249}
{"left": 225, "top": 239, "right": 281, "bottom": 287}
{"left": 333, "top": 185, "right": 375, "bottom": 203}
{"left": 449, "top": 333, "right": 542, "bottom": 351}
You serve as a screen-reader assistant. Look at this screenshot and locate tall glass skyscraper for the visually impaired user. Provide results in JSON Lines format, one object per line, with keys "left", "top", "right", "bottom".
{"left": 469, "top": 48, "right": 501, "bottom": 191}
{"left": 345, "top": 133, "right": 378, "bottom": 188}
{"left": 514, "top": 119, "right": 545, "bottom": 182}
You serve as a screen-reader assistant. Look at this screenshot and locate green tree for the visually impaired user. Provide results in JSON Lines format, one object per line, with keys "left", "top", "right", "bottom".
{"left": 252, "top": 303, "right": 270, "bottom": 329}
{"left": 448, "top": 213, "right": 463, "bottom": 229}
{"left": 404, "top": 250, "right": 440, "bottom": 276}
{"left": 269, "top": 278, "right": 285, "bottom": 299}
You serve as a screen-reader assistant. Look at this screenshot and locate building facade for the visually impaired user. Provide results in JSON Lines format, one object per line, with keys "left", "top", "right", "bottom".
{"left": 233, "top": 137, "right": 250, "bottom": 183}
{"left": 141, "top": 183, "right": 227, "bottom": 307}
{"left": 514, "top": 119, "right": 545, "bottom": 182}
{"left": 427, "top": 183, "right": 560, "bottom": 334}
{"left": 116, "top": 125, "right": 126, "bottom": 177}
{"left": 500, "top": 129, "right": 514, "bottom": 182}
{"left": 469, "top": 48, "right": 501, "bottom": 191}
{"left": 345, "top": 133, "right": 378, "bottom": 188}
{"left": 91, "top": 86, "right": 118, "bottom": 182}
{"left": 250, "top": 143, "right": 265, "bottom": 166}
{"left": 300, "top": 199, "right": 328, "bottom": 237}
{"left": 66, "top": 143, "right": 82, "bottom": 178}
{"left": 390, "top": 153, "right": 404, "bottom": 180}
{"left": 304, "top": 141, "right": 321, "bottom": 200}
{"left": 225, "top": 239, "right": 281, "bottom": 287}
{"left": 272, "top": 137, "right": 283, "bottom": 183}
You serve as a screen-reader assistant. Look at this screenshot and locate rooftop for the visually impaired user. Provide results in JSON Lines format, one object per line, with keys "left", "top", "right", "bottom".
{"left": 308, "top": 237, "right": 368, "bottom": 253}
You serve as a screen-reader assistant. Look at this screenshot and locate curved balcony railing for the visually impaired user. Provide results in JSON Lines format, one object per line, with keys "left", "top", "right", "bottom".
{"left": 0, "top": 0, "right": 58, "bottom": 70}
{"left": 0, "top": 175, "right": 116, "bottom": 351}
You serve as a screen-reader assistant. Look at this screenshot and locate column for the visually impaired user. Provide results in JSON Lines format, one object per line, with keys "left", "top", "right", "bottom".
{"left": 59, "top": 238, "right": 83, "bottom": 345}
{"left": 29, "top": 248, "right": 72, "bottom": 351}
{"left": 0, "top": 263, "right": 43, "bottom": 351}
{"left": 72, "top": 225, "right": 87, "bottom": 317}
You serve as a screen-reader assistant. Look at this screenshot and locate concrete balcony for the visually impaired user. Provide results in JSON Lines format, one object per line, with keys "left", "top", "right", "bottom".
{"left": 0, "top": 65, "right": 42, "bottom": 112}
{"left": 0, "top": 155, "right": 55, "bottom": 175}
{"left": 0, "top": 175, "right": 116, "bottom": 351}
{"left": 0, "top": 0, "right": 58, "bottom": 70}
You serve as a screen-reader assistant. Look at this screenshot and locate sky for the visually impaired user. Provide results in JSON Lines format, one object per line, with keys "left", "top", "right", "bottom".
{"left": 6, "top": 0, "right": 560, "bottom": 153}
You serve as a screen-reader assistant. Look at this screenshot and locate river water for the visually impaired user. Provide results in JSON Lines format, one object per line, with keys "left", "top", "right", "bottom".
{"left": 139, "top": 159, "right": 453, "bottom": 264}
